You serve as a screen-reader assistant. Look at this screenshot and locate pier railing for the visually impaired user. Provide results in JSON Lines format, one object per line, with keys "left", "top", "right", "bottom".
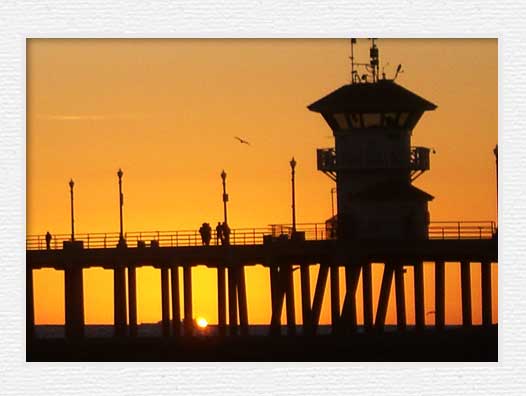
{"left": 26, "top": 221, "right": 496, "bottom": 250}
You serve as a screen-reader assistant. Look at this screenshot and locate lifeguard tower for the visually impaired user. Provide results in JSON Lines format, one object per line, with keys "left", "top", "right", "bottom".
{"left": 309, "top": 39, "right": 437, "bottom": 240}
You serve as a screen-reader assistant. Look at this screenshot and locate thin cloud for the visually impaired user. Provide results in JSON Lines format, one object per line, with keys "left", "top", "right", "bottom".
{"left": 36, "top": 113, "right": 152, "bottom": 121}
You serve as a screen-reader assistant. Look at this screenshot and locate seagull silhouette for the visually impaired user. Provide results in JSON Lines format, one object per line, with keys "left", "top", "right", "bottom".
{"left": 234, "top": 136, "right": 251, "bottom": 145}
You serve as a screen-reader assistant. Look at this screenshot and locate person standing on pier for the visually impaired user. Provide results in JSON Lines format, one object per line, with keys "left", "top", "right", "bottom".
{"left": 199, "top": 223, "right": 212, "bottom": 246}
{"left": 222, "top": 222, "right": 231, "bottom": 245}
{"left": 45, "top": 231, "right": 52, "bottom": 250}
{"left": 216, "top": 222, "right": 223, "bottom": 245}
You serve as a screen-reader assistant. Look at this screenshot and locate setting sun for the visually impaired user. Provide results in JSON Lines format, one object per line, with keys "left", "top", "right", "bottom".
{"left": 196, "top": 317, "right": 208, "bottom": 329}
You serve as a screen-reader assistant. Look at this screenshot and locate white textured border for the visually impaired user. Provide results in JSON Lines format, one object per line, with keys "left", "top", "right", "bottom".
{"left": 1, "top": 1, "right": 525, "bottom": 395}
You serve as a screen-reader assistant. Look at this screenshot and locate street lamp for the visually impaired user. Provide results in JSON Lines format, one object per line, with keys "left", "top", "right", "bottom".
{"left": 117, "top": 168, "right": 125, "bottom": 245}
{"left": 221, "top": 170, "right": 228, "bottom": 225}
{"left": 494, "top": 144, "right": 498, "bottom": 230}
{"left": 290, "top": 157, "right": 297, "bottom": 233}
{"left": 330, "top": 187, "right": 336, "bottom": 219}
{"left": 69, "top": 179, "right": 75, "bottom": 241}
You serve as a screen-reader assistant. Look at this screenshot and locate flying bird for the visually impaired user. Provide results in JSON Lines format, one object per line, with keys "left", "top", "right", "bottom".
{"left": 234, "top": 136, "right": 251, "bottom": 146}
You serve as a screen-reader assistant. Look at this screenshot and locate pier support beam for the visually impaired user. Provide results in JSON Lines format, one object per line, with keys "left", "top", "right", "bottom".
{"left": 183, "top": 265, "right": 193, "bottom": 335}
{"left": 228, "top": 266, "right": 238, "bottom": 335}
{"left": 171, "top": 265, "right": 181, "bottom": 336}
{"left": 362, "top": 262, "right": 374, "bottom": 331}
{"left": 375, "top": 263, "right": 394, "bottom": 331}
{"left": 285, "top": 263, "right": 296, "bottom": 335}
{"left": 311, "top": 263, "right": 329, "bottom": 334}
{"left": 300, "top": 264, "right": 312, "bottom": 335}
{"left": 64, "top": 266, "right": 85, "bottom": 340}
{"left": 217, "top": 266, "right": 227, "bottom": 336}
{"left": 128, "top": 265, "right": 137, "bottom": 337}
{"left": 394, "top": 264, "right": 407, "bottom": 331}
{"left": 161, "top": 267, "right": 170, "bottom": 337}
{"left": 270, "top": 265, "right": 284, "bottom": 335}
{"left": 113, "top": 266, "right": 127, "bottom": 337}
{"left": 65, "top": 265, "right": 85, "bottom": 339}
{"left": 341, "top": 264, "right": 361, "bottom": 332}
{"left": 413, "top": 261, "right": 425, "bottom": 330}
{"left": 26, "top": 268, "right": 34, "bottom": 340}
{"left": 460, "top": 260, "right": 472, "bottom": 327}
{"left": 237, "top": 266, "right": 249, "bottom": 336}
{"left": 481, "top": 261, "right": 493, "bottom": 327}
{"left": 435, "top": 261, "right": 445, "bottom": 329}
{"left": 330, "top": 263, "right": 340, "bottom": 334}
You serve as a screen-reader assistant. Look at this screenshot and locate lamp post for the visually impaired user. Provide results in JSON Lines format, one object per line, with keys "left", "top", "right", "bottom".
{"left": 330, "top": 187, "right": 336, "bottom": 218}
{"left": 117, "top": 168, "right": 124, "bottom": 245}
{"left": 290, "top": 157, "right": 297, "bottom": 233}
{"left": 494, "top": 144, "right": 498, "bottom": 230}
{"left": 221, "top": 170, "right": 228, "bottom": 225}
{"left": 69, "top": 179, "right": 75, "bottom": 241}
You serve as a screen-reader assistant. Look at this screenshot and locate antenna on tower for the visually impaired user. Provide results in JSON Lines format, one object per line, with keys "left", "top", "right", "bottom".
{"left": 393, "top": 64, "right": 403, "bottom": 81}
{"left": 369, "top": 38, "right": 379, "bottom": 83}
{"left": 350, "top": 38, "right": 357, "bottom": 84}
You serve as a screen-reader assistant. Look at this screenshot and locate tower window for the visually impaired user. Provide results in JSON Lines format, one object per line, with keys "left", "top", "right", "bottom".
{"left": 362, "top": 113, "right": 382, "bottom": 128}
{"left": 333, "top": 113, "right": 349, "bottom": 130}
{"left": 398, "top": 112, "right": 410, "bottom": 127}
{"left": 350, "top": 113, "right": 361, "bottom": 128}
{"left": 383, "top": 112, "right": 398, "bottom": 127}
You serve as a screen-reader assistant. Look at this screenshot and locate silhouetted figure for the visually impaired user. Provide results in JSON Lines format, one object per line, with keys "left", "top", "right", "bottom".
{"left": 45, "top": 231, "right": 52, "bottom": 250}
{"left": 222, "top": 222, "right": 231, "bottom": 245}
{"left": 215, "top": 222, "right": 223, "bottom": 245}
{"left": 199, "top": 223, "right": 212, "bottom": 246}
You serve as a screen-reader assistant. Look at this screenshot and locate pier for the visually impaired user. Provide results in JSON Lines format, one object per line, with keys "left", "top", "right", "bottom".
{"left": 26, "top": 222, "right": 497, "bottom": 341}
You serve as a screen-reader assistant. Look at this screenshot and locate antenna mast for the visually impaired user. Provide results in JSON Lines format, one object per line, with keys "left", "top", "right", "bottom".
{"left": 370, "top": 38, "right": 379, "bottom": 83}
{"left": 350, "top": 38, "right": 357, "bottom": 84}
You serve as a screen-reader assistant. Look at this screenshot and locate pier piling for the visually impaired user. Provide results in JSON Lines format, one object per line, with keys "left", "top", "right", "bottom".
{"left": 65, "top": 265, "right": 85, "bottom": 339}
{"left": 237, "top": 266, "right": 249, "bottom": 335}
{"left": 285, "top": 263, "right": 296, "bottom": 335}
{"left": 228, "top": 266, "right": 238, "bottom": 335}
{"left": 161, "top": 267, "right": 170, "bottom": 336}
{"left": 113, "top": 265, "right": 127, "bottom": 337}
{"left": 435, "top": 260, "right": 445, "bottom": 329}
{"left": 300, "top": 264, "right": 312, "bottom": 335}
{"left": 394, "top": 264, "right": 407, "bottom": 331}
{"left": 217, "top": 266, "right": 227, "bottom": 336}
{"left": 481, "top": 261, "right": 492, "bottom": 326}
{"left": 362, "top": 261, "right": 373, "bottom": 331}
{"left": 460, "top": 260, "right": 472, "bottom": 327}
{"left": 330, "top": 263, "right": 340, "bottom": 333}
{"left": 413, "top": 261, "right": 425, "bottom": 330}
{"left": 375, "top": 263, "right": 394, "bottom": 331}
{"left": 183, "top": 265, "right": 193, "bottom": 335}
{"left": 128, "top": 265, "right": 137, "bottom": 337}
{"left": 170, "top": 265, "right": 181, "bottom": 336}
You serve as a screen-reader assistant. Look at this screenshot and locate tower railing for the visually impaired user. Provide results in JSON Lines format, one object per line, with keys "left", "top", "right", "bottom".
{"left": 316, "top": 148, "right": 337, "bottom": 181}
{"left": 27, "top": 221, "right": 496, "bottom": 250}
{"left": 410, "top": 146, "right": 430, "bottom": 180}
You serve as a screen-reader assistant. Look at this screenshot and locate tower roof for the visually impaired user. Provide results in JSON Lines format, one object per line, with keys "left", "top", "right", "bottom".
{"left": 307, "top": 80, "right": 437, "bottom": 113}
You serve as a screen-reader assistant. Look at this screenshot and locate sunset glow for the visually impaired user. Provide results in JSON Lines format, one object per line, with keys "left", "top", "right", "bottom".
{"left": 197, "top": 317, "right": 208, "bottom": 329}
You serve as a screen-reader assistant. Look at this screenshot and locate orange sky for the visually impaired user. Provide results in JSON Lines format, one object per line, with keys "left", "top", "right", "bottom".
{"left": 27, "top": 38, "right": 498, "bottom": 326}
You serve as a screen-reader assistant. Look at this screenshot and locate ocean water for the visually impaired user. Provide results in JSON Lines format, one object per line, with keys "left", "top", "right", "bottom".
{"left": 33, "top": 324, "right": 439, "bottom": 339}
